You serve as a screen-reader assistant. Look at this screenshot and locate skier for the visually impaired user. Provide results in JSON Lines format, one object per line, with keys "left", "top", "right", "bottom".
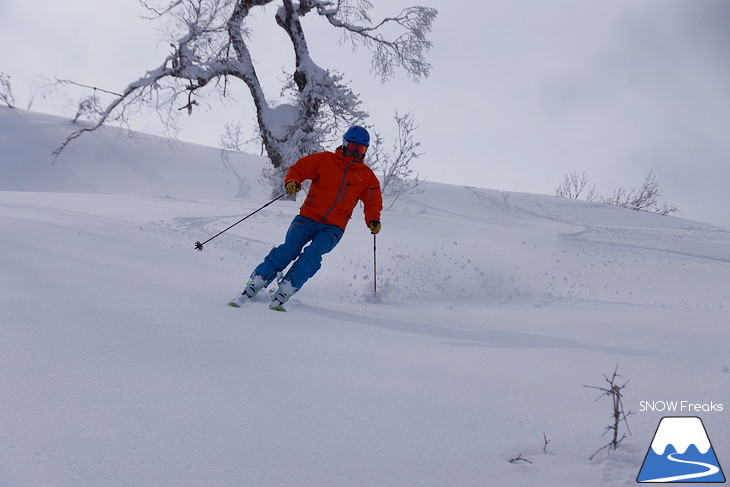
{"left": 229, "top": 125, "right": 383, "bottom": 310}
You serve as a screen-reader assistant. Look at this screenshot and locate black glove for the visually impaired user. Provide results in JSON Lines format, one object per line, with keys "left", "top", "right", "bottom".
{"left": 368, "top": 220, "right": 381, "bottom": 234}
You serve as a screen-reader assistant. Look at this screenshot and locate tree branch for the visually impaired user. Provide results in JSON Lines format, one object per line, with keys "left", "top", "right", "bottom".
{"left": 318, "top": 3, "right": 437, "bottom": 82}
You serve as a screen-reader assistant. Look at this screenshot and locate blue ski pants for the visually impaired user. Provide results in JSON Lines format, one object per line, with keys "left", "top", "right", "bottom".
{"left": 253, "top": 215, "right": 344, "bottom": 290}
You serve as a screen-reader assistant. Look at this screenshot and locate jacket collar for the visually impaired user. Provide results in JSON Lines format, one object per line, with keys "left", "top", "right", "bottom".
{"left": 335, "top": 146, "right": 364, "bottom": 163}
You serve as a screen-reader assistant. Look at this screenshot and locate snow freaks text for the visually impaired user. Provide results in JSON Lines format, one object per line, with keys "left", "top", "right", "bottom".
{"left": 639, "top": 401, "right": 724, "bottom": 413}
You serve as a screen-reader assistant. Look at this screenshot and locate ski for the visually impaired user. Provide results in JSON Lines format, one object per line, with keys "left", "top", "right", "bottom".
{"left": 227, "top": 292, "right": 289, "bottom": 311}
{"left": 227, "top": 297, "right": 251, "bottom": 308}
{"left": 227, "top": 292, "right": 256, "bottom": 308}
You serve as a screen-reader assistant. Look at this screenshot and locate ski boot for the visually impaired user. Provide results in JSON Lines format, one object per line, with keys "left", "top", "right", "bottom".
{"left": 228, "top": 274, "right": 269, "bottom": 307}
{"left": 269, "top": 280, "right": 297, "bottom": 312}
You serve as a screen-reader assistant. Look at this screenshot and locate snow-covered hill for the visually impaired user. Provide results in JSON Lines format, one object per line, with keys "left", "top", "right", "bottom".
{"left": 1, "top": 107, "right": 728, "bottom": 486}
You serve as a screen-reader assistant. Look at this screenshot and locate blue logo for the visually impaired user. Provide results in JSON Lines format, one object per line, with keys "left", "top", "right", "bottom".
{"left": 637, "top": 416, "right": 725, "bottom": 483}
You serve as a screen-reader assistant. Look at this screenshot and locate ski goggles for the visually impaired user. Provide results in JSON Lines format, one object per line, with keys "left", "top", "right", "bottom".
{"left": 344, "top": 141, "right": 368, "bottom": 156}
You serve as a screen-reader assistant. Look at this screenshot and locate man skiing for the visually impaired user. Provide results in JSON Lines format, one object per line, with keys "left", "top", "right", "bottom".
{"left": 229, "top": 125, "right": 383, "bottom": 311}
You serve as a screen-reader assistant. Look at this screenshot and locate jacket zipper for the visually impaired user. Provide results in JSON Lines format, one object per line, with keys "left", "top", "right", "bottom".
{"left": 322, "top": 161, "right": 353, "bottom": 223}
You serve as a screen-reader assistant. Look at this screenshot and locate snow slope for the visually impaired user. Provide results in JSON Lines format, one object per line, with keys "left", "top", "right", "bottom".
{"left": 1, "top": 107, "right": 729, "bottom": 486}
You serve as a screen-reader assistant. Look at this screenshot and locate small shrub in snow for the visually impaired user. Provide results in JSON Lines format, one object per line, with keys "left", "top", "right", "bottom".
{"left": 584, "top": 366, "right": 632, "bottom": 461}
{"left": 0, "top": 72, "right": 15, "bottom": 108}
{"left": 556, "top": 170, "right": 678, "bottom": 216}
{"left": 602, "top": 170, "right": 678, "bottom": 215}
{"left": 72, "top": 94, "right": 103, "bottom": 123}
{"left": 508, "top": 453, "right": 533, "bottom": 464}
{"left": 555, "top": 170, "right": 598, "bottom": 201}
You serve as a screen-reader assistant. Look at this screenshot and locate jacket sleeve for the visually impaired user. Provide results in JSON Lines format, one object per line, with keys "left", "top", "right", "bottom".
{"left": 360, "top": 172, "right": 383, "bottom": 226}
{"left": 285, "top": 153, "right": 322, "bottom": 184}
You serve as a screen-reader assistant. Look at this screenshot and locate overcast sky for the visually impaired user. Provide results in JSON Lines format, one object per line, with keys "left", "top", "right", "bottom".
{"left": 2, "top": 0, "right": 729, "bottom": 227}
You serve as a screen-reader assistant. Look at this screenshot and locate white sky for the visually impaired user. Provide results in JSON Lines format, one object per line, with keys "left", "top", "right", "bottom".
{"left": 1, "top": 0, "right": 729, "bottom": 227}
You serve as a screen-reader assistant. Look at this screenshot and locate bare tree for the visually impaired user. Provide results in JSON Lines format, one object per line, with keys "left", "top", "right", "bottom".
{"left": 556, "top": 170, "right": 678, "bottom": 216}
{"left": 0, "top": 73, "right": 15, "bottom": 108}
{"left": 53, "top": 0, "right": 438, "bottom": 195}
{"left": 602, "top": 170, "right": 678, "bottom": 215}
{"left": 368, "top": 110, "right": 425, "bottom": 208}
{"left": 220, "top": 121, "right": 246, "bottom": 152}
{"left": 72, "top": 94, "right": 103, "bottom": 123}
{"left": 555, "top": 170, "right": 597, "bottom": 201}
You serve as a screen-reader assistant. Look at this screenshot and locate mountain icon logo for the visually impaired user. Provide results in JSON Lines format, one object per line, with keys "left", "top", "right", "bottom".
{"left": 637, "top": 416, "right": 725, "bottom": 483}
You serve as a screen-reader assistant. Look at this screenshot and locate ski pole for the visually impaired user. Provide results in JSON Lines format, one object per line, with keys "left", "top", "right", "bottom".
{"left": 194, "top": 193, "right": 286, "bottom": 251}
{"left": 373, "top": 233, "right": 377, "bottom": 296}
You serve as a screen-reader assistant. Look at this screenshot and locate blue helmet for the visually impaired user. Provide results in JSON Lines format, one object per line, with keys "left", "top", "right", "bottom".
{"left": 342, "top": 125, "right": 370, "bottom": 147}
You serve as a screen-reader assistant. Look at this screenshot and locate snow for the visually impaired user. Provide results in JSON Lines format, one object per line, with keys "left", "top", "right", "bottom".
{"left": 1, "top": 106, "right": 729, "bottom": 486}
{"left": 262, "top": 103, "right": 298, "bottom": 140}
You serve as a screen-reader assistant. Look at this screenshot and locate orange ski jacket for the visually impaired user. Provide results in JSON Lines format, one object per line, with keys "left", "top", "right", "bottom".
{"left": 285, "top": 147, "right": 382, "bottom": 231}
